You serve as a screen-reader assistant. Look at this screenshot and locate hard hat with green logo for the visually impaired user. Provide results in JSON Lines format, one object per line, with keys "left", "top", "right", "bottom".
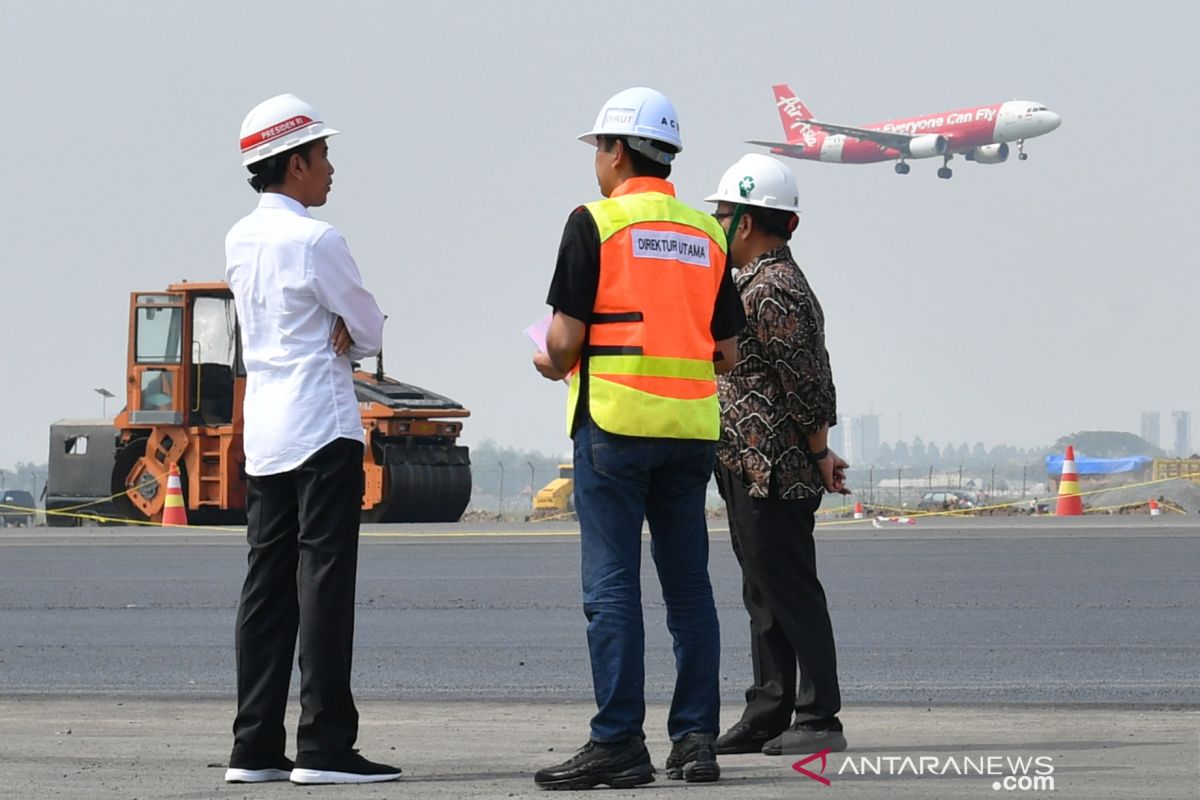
{"left": 705, "top": 153, "right": 801, "bottom": 212}
{"left": 578, "top": 86, "right": 682, "bottom": 165}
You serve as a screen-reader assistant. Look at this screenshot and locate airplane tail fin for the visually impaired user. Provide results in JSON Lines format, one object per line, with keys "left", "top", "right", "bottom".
{"left": 772, "top": 83, "right": 815, "bottom": 143}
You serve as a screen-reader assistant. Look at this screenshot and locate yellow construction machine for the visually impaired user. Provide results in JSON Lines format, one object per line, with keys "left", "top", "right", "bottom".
{"left": 533, "top": 463, "right": 574, "bottom": 514}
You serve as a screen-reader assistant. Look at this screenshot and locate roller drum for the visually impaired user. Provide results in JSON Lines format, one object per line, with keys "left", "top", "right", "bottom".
{"left": 373, "top": 443, "right": 472, "bottom": 523}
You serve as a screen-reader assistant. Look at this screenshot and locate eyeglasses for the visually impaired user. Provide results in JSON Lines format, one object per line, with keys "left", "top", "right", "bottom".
{"left": 712, "top": 212, "right": 735, "bottom": 221}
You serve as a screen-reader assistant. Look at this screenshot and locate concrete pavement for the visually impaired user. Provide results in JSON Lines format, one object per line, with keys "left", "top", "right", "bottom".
{"left": 1, "top": 517, "right": 1197, "bottom": 798}
{"left": 2, "top": 696, "right": 1196, "bottom": 799}
{"left": 2, "top": 518, "right": 1197, "bottom": 704}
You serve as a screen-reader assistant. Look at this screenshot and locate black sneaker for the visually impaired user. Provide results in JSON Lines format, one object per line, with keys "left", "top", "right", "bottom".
{"left": 664, "top": 732, "right": 720, "bottom": 783}
{"left": 224, "top": 752, "right": 294, "bottom": 783}
{"left": 534, "top": 738, "right": 656, "bottom": 790}
{"left": 290, "top": 750, "right": 402, "bottom": 784}
{"left": 762, "top": 720, "right": 847, "bottom": 756}
{"left": 714, "top": 720, "right": 783, "bottom": 754}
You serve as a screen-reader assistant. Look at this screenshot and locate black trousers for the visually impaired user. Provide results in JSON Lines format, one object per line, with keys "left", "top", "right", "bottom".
{"left": 716, "top": 464, "right": 842, "bottom": 730}
{"left": 232, "top": 437, "right": 364, "bottom": 759}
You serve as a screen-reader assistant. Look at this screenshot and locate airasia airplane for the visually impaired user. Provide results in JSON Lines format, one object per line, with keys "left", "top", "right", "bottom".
{"left": 748, "top": 83, "right": 1061, "bottom": 179}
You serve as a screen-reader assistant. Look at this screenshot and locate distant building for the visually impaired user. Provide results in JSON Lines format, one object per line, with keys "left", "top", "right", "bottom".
{"left": 832, "top": 414, "right": 881, "bottom": 464}
{"left": 828, "top": 421, "right": 845, "bottom": 460}
{"left": 858, "top": 414, "right": 880, "bottom": 463}
{"left": 1172, "top": 411, "right": 1191, "bottom": 457}
{"left": 1140, "top": 411, "right": 1160, "bottom": 450}
{"left": 838, "top": 415, "right": 854, "bottom": 463}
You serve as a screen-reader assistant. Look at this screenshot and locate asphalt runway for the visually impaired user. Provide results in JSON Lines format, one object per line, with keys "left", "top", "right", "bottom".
{"left": 1, "top": 515, "right": 1196, "bottom": 707}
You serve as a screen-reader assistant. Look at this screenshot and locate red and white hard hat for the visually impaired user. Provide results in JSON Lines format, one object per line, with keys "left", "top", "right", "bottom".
{"left": 238, "top": 93, "right": 339, "bottom": 167}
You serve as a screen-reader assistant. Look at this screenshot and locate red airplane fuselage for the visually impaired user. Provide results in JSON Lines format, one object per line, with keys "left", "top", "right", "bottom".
{"left": 764, "top": 84, "right": 1060, "bottom": 172}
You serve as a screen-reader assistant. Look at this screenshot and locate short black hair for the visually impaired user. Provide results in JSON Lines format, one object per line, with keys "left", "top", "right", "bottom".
{"left": 246, "top": 139, "right": 321, "bottom": 193}
{"left": 744, "top": 205, "right": 798, "bottom": 241}
{"left": 598, "top": 135, "right": 674, "bottom": 180}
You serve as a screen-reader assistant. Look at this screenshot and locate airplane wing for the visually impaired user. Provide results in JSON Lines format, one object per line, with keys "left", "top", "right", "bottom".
{"left": 745, "top": 139, "right": 809, "bottom": 156}
{"left": 801, "top": 120, "right": 922, "bottom": 150}
{"left": 749, "top": 123, "right": 942, "bottom": 156}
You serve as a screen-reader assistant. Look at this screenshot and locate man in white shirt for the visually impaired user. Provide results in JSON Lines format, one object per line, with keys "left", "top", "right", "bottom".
{"left": 223, "top": 93, "right": 398, "bottom": 786}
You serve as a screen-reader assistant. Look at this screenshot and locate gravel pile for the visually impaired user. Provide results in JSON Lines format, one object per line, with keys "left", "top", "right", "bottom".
{"left": 1086, "top": 478, "right": 1200, "bottom": 513}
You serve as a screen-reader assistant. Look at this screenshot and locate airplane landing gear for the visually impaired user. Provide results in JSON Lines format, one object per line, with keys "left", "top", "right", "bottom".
{"left": 937, "top": 154, "right": 953, "bottom": 179}
{"left": 1017, "top": 138, "right": 1028, "bottom": 160}
{"left": 895, "top": 160, "right": 910, "bottom": 175}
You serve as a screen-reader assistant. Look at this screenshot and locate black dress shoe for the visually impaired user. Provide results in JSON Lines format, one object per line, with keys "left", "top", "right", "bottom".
{"left": 714, "top": 721, "right": 782, "bottom": 754}
{"left": 534, "top": 738, "right": 656, "bottom": 790}
{"left": 762, "top": 721, "right": 847, "bottom": 756}
{"left": 665, "top": 732, "right": 720, "bottom": 782}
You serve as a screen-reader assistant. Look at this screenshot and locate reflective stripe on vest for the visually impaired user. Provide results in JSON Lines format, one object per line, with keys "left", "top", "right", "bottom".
{"left": 565, "top": 177, "right": 728, "bottom": 441}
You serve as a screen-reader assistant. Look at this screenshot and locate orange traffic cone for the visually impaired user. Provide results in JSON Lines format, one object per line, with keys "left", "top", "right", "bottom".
{"left": 1149, "top": 498, "right": 1161, "bottom": 517}
{"left": 1055, "top": 445, "right": 1083, "bottom": 516}
{"left": 162, "top": 463, "right": 188, "bottom": 526}
{"left": 853, "top": 501, "right": 864, "bottom": 520}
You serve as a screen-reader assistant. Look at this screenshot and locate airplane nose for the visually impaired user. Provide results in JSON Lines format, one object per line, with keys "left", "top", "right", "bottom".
{"left": 1045, "top": 111, "right": 1061, "bottom": 130}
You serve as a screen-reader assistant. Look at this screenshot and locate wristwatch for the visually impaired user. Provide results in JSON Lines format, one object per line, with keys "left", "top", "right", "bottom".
{"left": 808, "top": 447, "right": 830, "bottom": 464}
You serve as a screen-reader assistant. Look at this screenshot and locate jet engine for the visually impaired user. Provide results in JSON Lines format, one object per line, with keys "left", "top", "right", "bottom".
{"left": 906, "top": 134, "right": 948, "bottom": 158}
{"left": 965, "top": 142, "right": 1009, "bottom": 164}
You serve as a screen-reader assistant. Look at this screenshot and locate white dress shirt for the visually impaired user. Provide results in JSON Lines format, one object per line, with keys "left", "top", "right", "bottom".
{"left": 225, "top": 192, "right": 385, "bottom": 476}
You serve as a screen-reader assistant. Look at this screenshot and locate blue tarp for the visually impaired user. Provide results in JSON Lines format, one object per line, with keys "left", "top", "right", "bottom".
{"left": 1045, "top": 454, "right": 1152, "bottom": 476}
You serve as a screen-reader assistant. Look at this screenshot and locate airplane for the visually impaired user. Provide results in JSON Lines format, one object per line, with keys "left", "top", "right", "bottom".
{"left": 748, "top": 83, "right": 1061, "bottom": 179}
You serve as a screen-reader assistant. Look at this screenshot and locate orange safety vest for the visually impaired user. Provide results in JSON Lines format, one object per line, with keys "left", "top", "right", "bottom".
{"left": 566, "top": 177, "right": 729, "bottom": 440}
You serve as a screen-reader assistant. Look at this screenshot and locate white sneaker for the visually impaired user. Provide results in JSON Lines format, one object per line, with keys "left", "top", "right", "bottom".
{"left": 224, "top": 766, "right": 292, "bottom": 783}
{"left": 290, "top": 751, "right": 401, "bottom": 785}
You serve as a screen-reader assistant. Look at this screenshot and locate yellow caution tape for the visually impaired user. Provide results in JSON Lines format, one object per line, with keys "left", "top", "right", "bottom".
{"left": 813, "top": 471, "right": 1199, "bottom": 526}
{"left": 4, "top": 469, "right": 1193, "bottom": 533}
{"left": 0, "top": 502, "right": 234, "bottom": 532}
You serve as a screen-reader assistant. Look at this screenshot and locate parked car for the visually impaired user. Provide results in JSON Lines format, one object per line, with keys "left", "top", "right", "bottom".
{"left": 0, "top": 489, "right": 36, "bottom": 527}
{"left": 917, "top": 490, "right": 977, "bottom": 511}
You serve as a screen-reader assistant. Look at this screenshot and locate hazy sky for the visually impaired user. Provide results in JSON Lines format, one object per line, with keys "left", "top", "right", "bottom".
{"left": 2, "top": 1, "right": 1196, "bottom": 468}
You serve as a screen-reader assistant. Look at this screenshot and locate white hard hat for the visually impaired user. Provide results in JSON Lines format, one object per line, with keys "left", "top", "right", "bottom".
{"left": 239, "top": 93, "right": 339, "bottom": 167}
{"left": 578, "top": 86, "right": 682, "bottom": 164}
{"left": 705, "top": 153, "right": 801, "bottom": 212}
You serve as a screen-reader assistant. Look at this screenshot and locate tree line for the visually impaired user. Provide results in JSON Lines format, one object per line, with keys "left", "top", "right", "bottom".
{"left": 865, "top": 430, "right": 1162, "bottom": 480}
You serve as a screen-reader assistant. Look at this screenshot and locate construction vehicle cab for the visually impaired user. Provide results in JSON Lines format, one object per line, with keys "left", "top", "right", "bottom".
{"left": 111, "top": 281, "right": 471, "bottom": 524}
{"left": 131, "top": 289, "right": 240, "bottom": 426}
{"left": 114, "top": 283, "right": 245, "bottom": 522}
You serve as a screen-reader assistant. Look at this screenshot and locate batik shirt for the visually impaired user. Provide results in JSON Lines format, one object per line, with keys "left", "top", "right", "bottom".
{"left": 717, "top": 245, "right": 837, "bottom": 499}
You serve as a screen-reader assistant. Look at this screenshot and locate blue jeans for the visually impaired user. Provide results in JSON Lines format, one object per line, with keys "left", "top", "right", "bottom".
{"left": 572, "top": 418, "right": 721, "bottom": 743}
